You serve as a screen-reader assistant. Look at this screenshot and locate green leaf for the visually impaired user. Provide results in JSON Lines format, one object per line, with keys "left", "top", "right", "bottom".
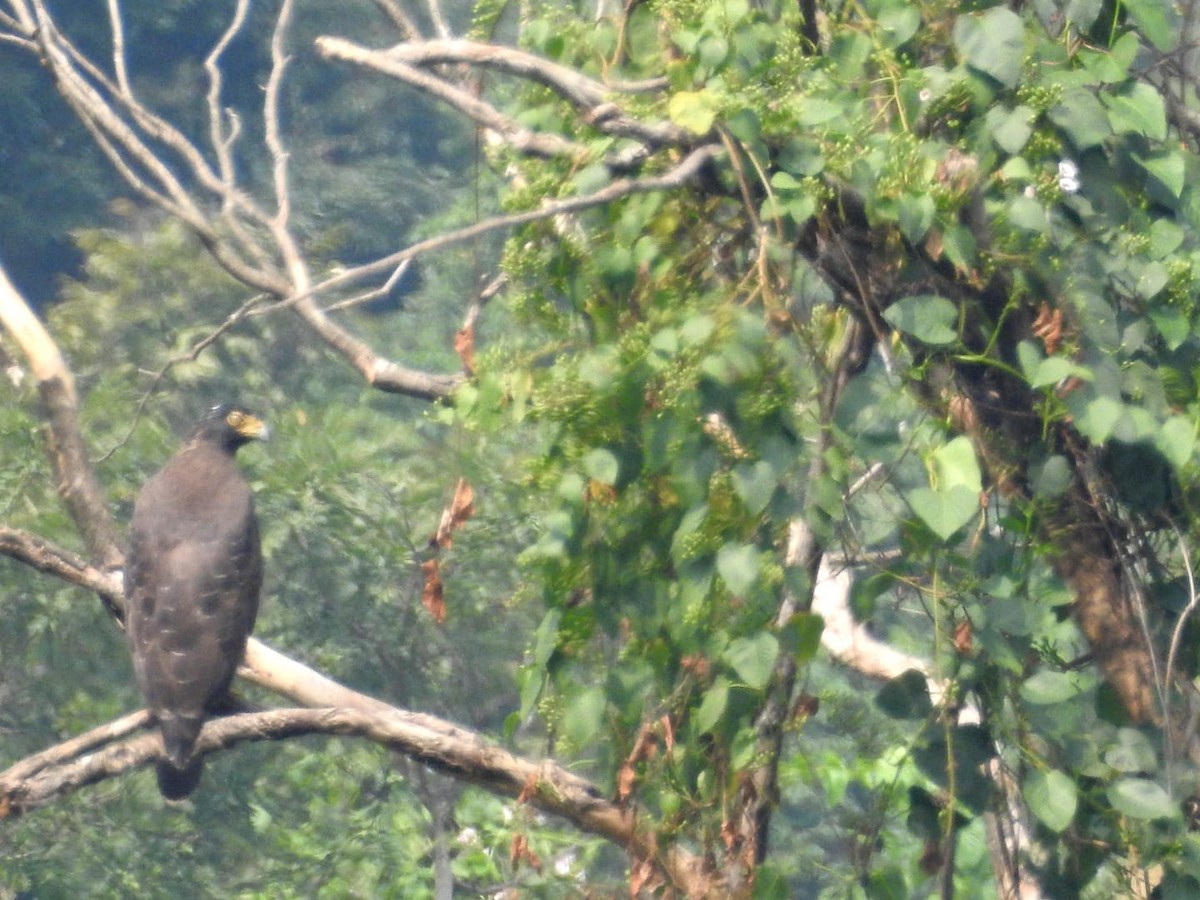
{"left": 882, "top": 294, "right": 958, "bottom": 345}
{"left": 931, "top": 436, "right": 982, "bottom": 493}
{"left": 796, "top": 98, "right": 846, "bottom": 127}
{"left": 1134, "top": 151, "right": 1186, "bottom": 200}
{"left": 1024, "top": 769, "right": 1078, "bottom": 833}
{"left": 1065, "top": 0, "right": 1104, "bottom": 31}
{"left": 1007, "top": 195, "right": 1048, "bottom": 233}
{"left": 626, "top": 3, "right": 662, "bottom": 63}
{"left": 1031, "top": 455, "right": 1073, "bottom": 499}
{"left": 770, "top": 171, "right": 803, "bottom": 191}
{"left": 562, "top": 686, "right": 607, "bottom": 747}
{"left": 941, "top": 224, "right": 977, "bottom": 271}
{"left": 1020, "top": 670, "right": 1083, "bottom": 704}
{"left": 897, "top": 194, "right": 935, "bottom": 244}
{"left": 668, "top": 90, "right": 718, "bottom": 135}
{"left": 1029, "top": 356, "right": 1093, "bottom": 389}
{"left": 875, "top": 669, "right": 933, "bottom": 719}
{"left": 532, "top": 609, "right": 562, "bottom": 670}
{"left": 1049, "top": 89, "right": 1111, "bottom": 150}
{"left": 732, "top": 460, "right": 777, "bottom": 516}
{"left": 698, "top": 34, "right": 729, "bottom": 71}
{"left": 777, "top": 138, "right": 825, "bottom": 176}
{"left": 1122, "top": 0, "right": 1176, "bottom": 51}
{"left": 722, "top": 632, "right": 780, "bottom": 691}
{"left": 717, "top": 542, "right": 760, "bottom": 595}
{"left": 987, "top": 105, "right": 1035, "bottom": 154}
{"left": 680, "top": 314, "right": 715, "bottom": 346}
{"left": 953, "top": 8, "right": 1024, "bottom": 88}
{"left": 1149, "top": 218, "right": 1185, "bottom": 259}
{"left": 583, "top": 447, "right": 620, "bottom": 485}
{"left": 751, "top": 865, "right": 789, "bottom": 900}
{"left": 1149, "top": 306, "right": 1190, "bottom": 350}
{"left": 779, "top": 612, "right": 824, "bottom": 664}
{"left": 1074, "top": 395, "right": 1125, "bottom": 443}
{"left": 1108, "top": 777, "right": 1178, "bottom": 820}
{"left": 695, "top": 676, "right": 730, "bottom": 733}
{"left": 1156, "top": 415, "right": 1196, "bottom": 468}
{"left": 907, "top": 485, "right": 979, "bottom": 540}
{"left": 1104, "top": 82, "right": 1167, "bottom": 140}
{"left": 879, "top": 6, "right": 920, "bottom": 48}
{"left": 1104, "top": 728, "right": 1158, "bottom": 773}
{"left": 1136, "top": 261, "right": 1169, "bottom": 301}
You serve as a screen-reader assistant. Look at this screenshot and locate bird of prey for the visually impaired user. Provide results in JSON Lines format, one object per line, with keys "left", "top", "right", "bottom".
{"left": 125, "top": 404, "right": 268, "bottom": 799}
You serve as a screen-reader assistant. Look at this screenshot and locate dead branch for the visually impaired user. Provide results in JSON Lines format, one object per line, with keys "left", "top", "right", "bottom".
{"left": 0, "top": 710, "right": 150, "bottom": 788}
{"left": 0, "top": 704, "right": 712, "bottom": 896}
{"left": 0, "top": 263, "right": 123, "bottom": 569}
{"left": 370, "top": 0, "right": 423, "bottom": 42}
{"left": 0, "top": 526, "right": 123, "bottom": 612}
{"left": 382, "top": 38, "right": 659, "bottom": 101}
{"left": 1, "top": 0, "right": 466, "bottom": 403}
{"left": 320, "top": 36, "right": 692, "bottom": 151}
{"left": 317, "top": 37, "right": 587, "bottom": 160}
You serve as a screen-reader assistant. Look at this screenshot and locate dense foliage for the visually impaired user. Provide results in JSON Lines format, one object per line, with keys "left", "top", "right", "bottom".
{"left": 6, "top": 0, "right": 1200, "bottom": 896}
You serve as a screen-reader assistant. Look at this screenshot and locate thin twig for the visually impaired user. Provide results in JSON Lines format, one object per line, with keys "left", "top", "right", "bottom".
{"left": 322, "top": 260, "right": 411, "bottom": 313}
{"left": 105, "top": 0, "right": 131, "bottom": 96}
{"left": 1164, "top": 528, "right": 1198, "bottom": 770}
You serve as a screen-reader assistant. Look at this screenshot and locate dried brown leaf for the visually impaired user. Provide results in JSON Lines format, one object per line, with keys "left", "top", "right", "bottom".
{"left": 509, "top": 832, "right": 542, "bottom": 871}
{"left": 616, "top": 759, "right": 637, "bottom": 804}
{"left": 431, "top": 478, "right": 476, "bottom": 549}
{"left": 1032, "top": 302, "right": 1064, "bottom": 355}
{"left": 420, "top": 559, "right": 446, "bottom": 624}
{"left": 953, "top": 619, "right": 973, "bottom": 656}
{"left": 790, "top": 692, "right": 820, "bottom": 723}
{"left": 629, "top": 858, "right": 657, "bottom": 896}
{"left": 516, "top": 772, "right": 539, "bottom": 805}
{"left": 454, "top": 323, "right": 476, "bottom": 373}
{"left": 658, "top": 714, "right": 675, "bottom": 754}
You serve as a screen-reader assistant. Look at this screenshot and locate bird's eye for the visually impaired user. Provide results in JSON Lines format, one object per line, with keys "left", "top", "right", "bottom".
{"left": 226, "top": 410, "right": 244, "bottom": 429}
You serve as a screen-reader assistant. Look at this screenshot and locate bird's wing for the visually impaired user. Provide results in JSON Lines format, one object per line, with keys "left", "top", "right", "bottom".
{"left": 126, "top": 502, "right": 262, "bottom": 720}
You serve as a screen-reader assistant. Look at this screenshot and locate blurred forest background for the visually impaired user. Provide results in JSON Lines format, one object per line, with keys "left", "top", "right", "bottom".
{"left": 3, "top": 0, "right": 1200, "bottom": 896}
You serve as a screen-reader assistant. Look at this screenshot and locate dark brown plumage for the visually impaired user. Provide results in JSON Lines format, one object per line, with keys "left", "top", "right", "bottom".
{"left": 126, "top": 404, "right": 268, "bottom": 799}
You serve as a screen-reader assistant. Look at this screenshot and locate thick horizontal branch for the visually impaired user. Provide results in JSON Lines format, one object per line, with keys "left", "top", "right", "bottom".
{"left": 0, "top": 526, "right": 123, "bottom": 615}
{"left": 317, "top": 36, "right": 584, "bottom": 160}
{"left": 0, "top": 707, "right": 605, "bottom": 821}
{"left": 382, "top": 39, "right": 665, "bottom": 100}
{"left": 0, "top": 705, "right": 710, "bottom": 896}
{"left": 317, "top": 36, "right": 692, "bottom": 154}
{"left": 0, "top": 709, "right": 150, "bottom": 788}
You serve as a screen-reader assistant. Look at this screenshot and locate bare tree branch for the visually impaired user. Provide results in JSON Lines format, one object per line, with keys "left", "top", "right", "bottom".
{"left": 385, "top": 38, "right": 667, "bottom": 98}
{"left": 319, "top": 36, "right": 692, "bottom": 152}
{"left": 0, "top": 526, "right": 123, "bottom": 612}
{"left": 0, "top": 262, "right": 122, "bottom": 569}
{"left": 318, "top": 37, "right": 587, "bottom": 160}
{"left": 369, "top": 0, "right": 423, "bottom": 42}
{"left": 0, "top": 703, "right": 712, "bottom": 895}
{"left": 3, "top": 0, "right": 467, "bottom": 403}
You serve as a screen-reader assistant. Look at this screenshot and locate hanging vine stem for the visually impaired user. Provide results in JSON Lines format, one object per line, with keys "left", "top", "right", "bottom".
{"left": 1164, "top": 528, "right": 1200, "bottom": 777}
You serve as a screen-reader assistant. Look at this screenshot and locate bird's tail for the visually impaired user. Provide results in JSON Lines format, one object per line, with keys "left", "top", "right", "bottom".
{"left": 157, "top": 757, "right": 203, "bottom": 800}
{"left": 156, "top": 712, "right": 205, "bottom": 799}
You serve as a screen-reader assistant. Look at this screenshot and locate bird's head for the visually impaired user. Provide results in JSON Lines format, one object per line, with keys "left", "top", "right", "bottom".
{"left": 194, "top": 404, "right": 270, "bottom": 452}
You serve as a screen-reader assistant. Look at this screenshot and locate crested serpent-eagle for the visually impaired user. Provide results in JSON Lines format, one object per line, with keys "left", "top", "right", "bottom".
{"left": 126, "top": 404, "right": 268, "bottom": 799}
